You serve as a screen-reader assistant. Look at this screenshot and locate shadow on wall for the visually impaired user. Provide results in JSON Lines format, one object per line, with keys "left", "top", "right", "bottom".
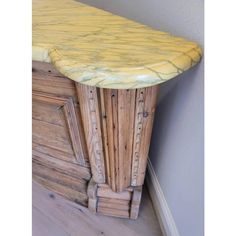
{"left": 149, "top": 59, "right": 204, "bottom": 236}
{"left": 151, "top": 61, "right": 203, "bottom": 166}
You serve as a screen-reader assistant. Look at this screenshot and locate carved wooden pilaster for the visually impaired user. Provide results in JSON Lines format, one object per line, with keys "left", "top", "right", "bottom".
{"left": 131, "top": 86, "right": 159, "bottom": 186}
{"left": 76, "top": 84, "right": 106, "bottom": 184}
{"left": 76, "top": 83, "right": 159, "bottom": 193}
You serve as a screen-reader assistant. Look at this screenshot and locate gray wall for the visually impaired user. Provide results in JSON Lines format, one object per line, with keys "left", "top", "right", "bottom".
{"left": 79, "top": 1, "right": 204, "bottom": 236}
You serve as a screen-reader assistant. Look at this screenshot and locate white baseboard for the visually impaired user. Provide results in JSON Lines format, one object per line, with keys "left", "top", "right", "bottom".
{"left": 146, "top": 159, "right": 180, "bottom": 236}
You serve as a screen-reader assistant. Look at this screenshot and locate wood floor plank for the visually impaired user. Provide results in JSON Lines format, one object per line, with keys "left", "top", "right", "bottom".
{"left": 32, "top": 181, "right": 163, "bottom": 236}
{"left": 33, "top": 207, "right": 69, "bottom": 236}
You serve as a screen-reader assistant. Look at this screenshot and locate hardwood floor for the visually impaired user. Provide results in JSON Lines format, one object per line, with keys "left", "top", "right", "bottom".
{"left": 32, "top": 181, "right": 163, "bottom": 236}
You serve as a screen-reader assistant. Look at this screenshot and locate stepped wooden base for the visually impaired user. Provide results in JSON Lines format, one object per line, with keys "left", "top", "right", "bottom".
{"left": 32, "top": 61, "right": 159, "bottom": 219}
{"left": 87, "top": 180, "right": 142, "bottom": 219}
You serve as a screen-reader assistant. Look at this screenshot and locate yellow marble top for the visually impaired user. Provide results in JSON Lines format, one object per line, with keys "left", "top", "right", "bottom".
{"left": 33, "top": 0, "right": 202, "bottom": 89}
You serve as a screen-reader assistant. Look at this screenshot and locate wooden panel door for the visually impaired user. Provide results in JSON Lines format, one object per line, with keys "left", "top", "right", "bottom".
{"left": 32, "top": 61, "right": 91, "bottom": 206}
{"left": 33, "top": 92, "right": 86, "bottom": 165}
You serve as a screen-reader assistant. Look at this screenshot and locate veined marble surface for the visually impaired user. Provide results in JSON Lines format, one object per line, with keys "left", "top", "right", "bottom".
{"left": 33, "top": 0, "right": 202, "bottom": 89}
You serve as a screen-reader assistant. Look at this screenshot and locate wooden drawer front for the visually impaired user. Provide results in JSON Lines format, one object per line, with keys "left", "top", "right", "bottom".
{"left": 32, "top": 61, "right": 77, "bottom": 98}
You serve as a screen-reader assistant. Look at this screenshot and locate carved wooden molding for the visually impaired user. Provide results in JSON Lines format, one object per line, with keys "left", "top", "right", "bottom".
{"left": 76, "top": 84, "right": 106, "bottom": 184}
{"left": 131, "top": 86, "right": 160, "bottom": 186}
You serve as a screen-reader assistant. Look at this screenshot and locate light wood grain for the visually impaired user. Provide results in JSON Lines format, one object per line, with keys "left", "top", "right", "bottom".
{"left": 117, "top": 89, "right": 136, "bottom": 191}
{"left": 33, "top": 175, "right": 88, "bottom": 206}
{"left": 33, "top": 151, "right": 91, "bottom": 180}
{"left": 76, "top": 83, "right": 106, "bottom": 183}
{"left": 33, "top": 161, "right": 87, "bottom": 193}
{"left": 87, "top": 179, "right": 98, "bottom": 213}
{"left": 32, "top": 61, "right": 89, "bottom": 165}
{"left": 98, "top": 198, "right": 130, "bottom": 211}
{"left": 33, "top": 62, "right": 91, "bottom": 207}
{"left": 102, "top": 89, "right": 118, "bottom": 191}
{"left": 33, "top": 207, "right": 69, "bottom": 236}
{"left": 130, "top": 186, "right": 143, "bottom": 219}
{"left": 33, "top": 181, "right": 163, "bottom": 236}
{"left": 131, "top": 85, "right": 159, "bottom": 186}
{"left": 33, "top": 91, "right": 87, "bottom": 165}
{"left": 32, "top": 61, "right": 77, "bottom": 98}
{"left": 77, "top": 86, "right": 159, "bottom": 192}
{"left": 94, "top": 183, "right": 142, "bottom": 218}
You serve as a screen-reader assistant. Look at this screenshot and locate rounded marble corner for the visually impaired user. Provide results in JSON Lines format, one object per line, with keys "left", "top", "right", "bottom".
{"left": 32, "top": 0, "right": 202, "bottom": 89}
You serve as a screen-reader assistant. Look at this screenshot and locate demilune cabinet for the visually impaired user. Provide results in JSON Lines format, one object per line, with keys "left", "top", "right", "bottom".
{"left": 32, "top": 61, "right": 159, "bottom": 219}
{"left": 32, "top": 0, "right": 202, "bottom": 220}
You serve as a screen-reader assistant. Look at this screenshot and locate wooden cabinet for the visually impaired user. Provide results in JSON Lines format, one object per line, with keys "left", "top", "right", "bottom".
{"left": 32, "top": 61, "right": 159, "bottom": 219}
{"left": 32, "top": 0, "right": 202, "bottom": 221}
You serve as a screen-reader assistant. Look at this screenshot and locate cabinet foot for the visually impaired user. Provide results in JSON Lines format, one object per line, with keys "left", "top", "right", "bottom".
{"left": 87, "top": 179, "right": 143, "bottom": 219}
